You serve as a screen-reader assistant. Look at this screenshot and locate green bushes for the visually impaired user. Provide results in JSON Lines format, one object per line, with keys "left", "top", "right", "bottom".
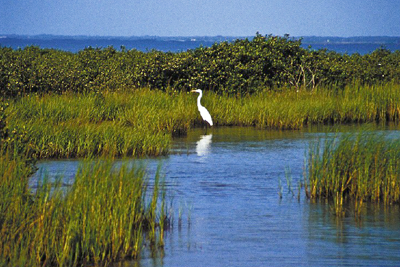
{"left": 1, "top": 34, "right": 399, "bottom": 97}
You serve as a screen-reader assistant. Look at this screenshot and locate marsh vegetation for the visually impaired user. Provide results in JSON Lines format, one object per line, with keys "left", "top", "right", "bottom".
{"left": 306, "top": 130, "right": 400, "bottom": 216}
{"left": 2, "top": 82, "right": 400, "bottom": 160}
{"left": 1, "top": 33, "right": 400, "bottom": 266}
{"left": 0, "top": 152, "right": 168, "bottom": 266}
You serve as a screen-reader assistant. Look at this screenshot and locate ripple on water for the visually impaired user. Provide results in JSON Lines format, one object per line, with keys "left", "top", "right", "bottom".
{"left": 33, "top": 126, "right": 400, "bottom": 267}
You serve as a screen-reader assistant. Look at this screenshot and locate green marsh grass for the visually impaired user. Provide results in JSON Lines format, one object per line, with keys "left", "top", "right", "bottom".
{"left": 5, "top": 82, "right": 400, "bottom": 159}
{"left": 0, "top": 153, "right": 168, "bottom": 266}
{"left": 207, "top": 82, "right": 400, "bottom": 129}
{"left": 305, "top": 130, "right": 400, "bottom": 216}
{"left": 3, "top": 82, "right": 400, "bottom": 264}
{"left": 6, "top": 89, "right": 196, "bottom": 158}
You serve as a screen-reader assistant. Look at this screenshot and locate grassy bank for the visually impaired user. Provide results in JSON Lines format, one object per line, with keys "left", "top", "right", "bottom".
{"left": 2, "top": 82, "right": 400, "bottom": 265}
{"left": 5, "top": 89, "right": 195, "bottom": 158}
{"left": 305, "top": 130, "right": 400, "bottom": 216}
{"left": 0, "top": 153, "right": 167, "bottom": 266}
{"left": 5, "top": 82, "right": 400, "bottom": 159}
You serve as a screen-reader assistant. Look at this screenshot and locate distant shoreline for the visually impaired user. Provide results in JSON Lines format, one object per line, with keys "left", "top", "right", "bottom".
{"left": 1, "top": 34, "right": 400, "bottom": 44}
{"left": 2, "top": 34, "right": 400, "bottom": 55}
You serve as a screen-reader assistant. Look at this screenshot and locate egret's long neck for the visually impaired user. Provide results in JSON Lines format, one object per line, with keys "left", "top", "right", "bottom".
{"left": 197, "top": 91, "right": 203, "bottom": 108}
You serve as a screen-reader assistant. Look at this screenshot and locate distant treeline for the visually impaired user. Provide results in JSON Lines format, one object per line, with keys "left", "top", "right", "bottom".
{"left": 1, "top": 33, "right": 400, "bottom": 97}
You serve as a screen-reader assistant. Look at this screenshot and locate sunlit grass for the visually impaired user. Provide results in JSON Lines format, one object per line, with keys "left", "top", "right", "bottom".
{"left": 0, "top": 153, "right": 167, "bottom": 266}
{"left": 209, "top": 82, "right": 400, "bottom": 129}
{"left": 5, "top": 82, "right": 400, "bottom": 159}
{"left": 3, "top": 82, "right": 400, "bottom": 265}
{"left": 6, "top": 89, "right": 196, "bottom": 159}
{"left": 305, "top": 130, "right": 400, "bottom": 216}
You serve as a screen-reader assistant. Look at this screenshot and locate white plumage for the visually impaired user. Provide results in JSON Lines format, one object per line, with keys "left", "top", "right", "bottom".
{"left": 191, "top": 89, "right": 213, "bottom": 126}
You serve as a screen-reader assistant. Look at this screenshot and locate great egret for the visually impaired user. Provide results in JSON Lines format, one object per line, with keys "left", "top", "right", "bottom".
{"left": 191, "top": 89, "right": 213, "bottom": 126}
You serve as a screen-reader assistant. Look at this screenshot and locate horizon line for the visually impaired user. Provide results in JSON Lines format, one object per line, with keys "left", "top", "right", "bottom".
{"left": 1, "top": 33, "right": 400, "bottom": 39}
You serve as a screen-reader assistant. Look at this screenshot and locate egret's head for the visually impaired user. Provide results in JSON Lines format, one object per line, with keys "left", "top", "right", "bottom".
{"left": 190, "top": 89, "right": 202, "bottom": 94}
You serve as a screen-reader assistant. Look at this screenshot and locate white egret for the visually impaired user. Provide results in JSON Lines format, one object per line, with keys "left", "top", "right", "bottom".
{"left": 191, "top": 89, "right": 213, "bottom": 127}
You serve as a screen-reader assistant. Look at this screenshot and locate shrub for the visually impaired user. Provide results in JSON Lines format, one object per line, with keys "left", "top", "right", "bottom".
{"left": 1, "top": 34, "right": 399, "bottom": 97}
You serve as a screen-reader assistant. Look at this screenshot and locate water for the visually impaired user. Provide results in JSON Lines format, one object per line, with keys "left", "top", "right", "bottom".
{"left": 305, "top": 42, "right": 400, "bottom": 55}
{"left": 2, "top": 35, "right": 400, "bottom": 54}
{"left": 0, "top": 36, "right": 219, "bottom": 53}
{"left": 32, "top": 126, "right": 400, "bottom": 267}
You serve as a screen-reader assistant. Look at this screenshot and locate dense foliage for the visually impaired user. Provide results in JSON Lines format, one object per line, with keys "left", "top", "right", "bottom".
{"left": 1, "top": 34, "right": 399, "bottom": 97}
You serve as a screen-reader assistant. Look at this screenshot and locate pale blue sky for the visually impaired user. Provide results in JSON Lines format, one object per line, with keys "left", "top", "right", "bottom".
{"left": 1, "top": 0, "right": 399, "bottom": 37}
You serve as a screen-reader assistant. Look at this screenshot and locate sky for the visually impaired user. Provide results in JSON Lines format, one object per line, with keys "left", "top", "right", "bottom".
{"left": 1, "top": 0, "right": 399, "bottom": 37}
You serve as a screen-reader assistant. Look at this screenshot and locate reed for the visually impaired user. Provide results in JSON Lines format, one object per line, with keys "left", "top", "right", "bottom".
{"left": 0, "top": 153, "right": 168, "bottom": 266}
{"left": 5, "top": 89, "right": 196, "bottom": 159}
{"left": 5, "top": 82, "right": 400, "bottom": 159}
{"left": 305, "top": 130, "right": 400, "bottom": 216}
{"left": 208, "top": 82, "right": 400, "bottom": 129}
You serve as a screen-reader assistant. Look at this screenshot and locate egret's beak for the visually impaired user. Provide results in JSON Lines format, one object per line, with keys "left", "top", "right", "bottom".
{"left": 190, "top": 90, "right": 196, "bottom": 93}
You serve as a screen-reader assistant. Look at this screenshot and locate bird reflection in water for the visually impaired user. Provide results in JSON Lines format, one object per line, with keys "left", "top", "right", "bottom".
{"left": 196, "top": 134, "right": 212, "bottom": 156}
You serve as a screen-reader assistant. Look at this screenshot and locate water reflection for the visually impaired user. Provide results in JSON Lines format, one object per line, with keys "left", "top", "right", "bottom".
{"left": 32, "top": 125, "right": 400, "bottom": 267}
{"left": 305, "top": 202, "right": 400, "bottom": 265}
{"left": 196, "top": 134, "right": 212, "bottom": 156}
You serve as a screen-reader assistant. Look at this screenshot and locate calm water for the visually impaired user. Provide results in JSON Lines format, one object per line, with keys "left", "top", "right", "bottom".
{"left": 2, "top": 36, "right": 400, "bottom": 54}
{"left": 32, "top": 126, "right": 400, "bottom": 267}
{"left": 0, "top": 37, "right": 217, "bottom": 53}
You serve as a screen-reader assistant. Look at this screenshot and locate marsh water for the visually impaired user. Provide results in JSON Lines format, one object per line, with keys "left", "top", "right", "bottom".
{"left": 32, "top": 125, "right": 400, "bottom": 267}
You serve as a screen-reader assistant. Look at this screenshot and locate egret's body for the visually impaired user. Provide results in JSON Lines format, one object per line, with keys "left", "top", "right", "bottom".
{"left": 191, "top": 89, "right": 213, "bottom": 126}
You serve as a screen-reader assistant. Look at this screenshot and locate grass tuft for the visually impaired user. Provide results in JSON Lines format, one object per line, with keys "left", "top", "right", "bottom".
{"left": 0, "top": 153, "right": 168, "bottom": 266}
{"left": 305, "top": 129, "right": 400, "bottom": 216}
